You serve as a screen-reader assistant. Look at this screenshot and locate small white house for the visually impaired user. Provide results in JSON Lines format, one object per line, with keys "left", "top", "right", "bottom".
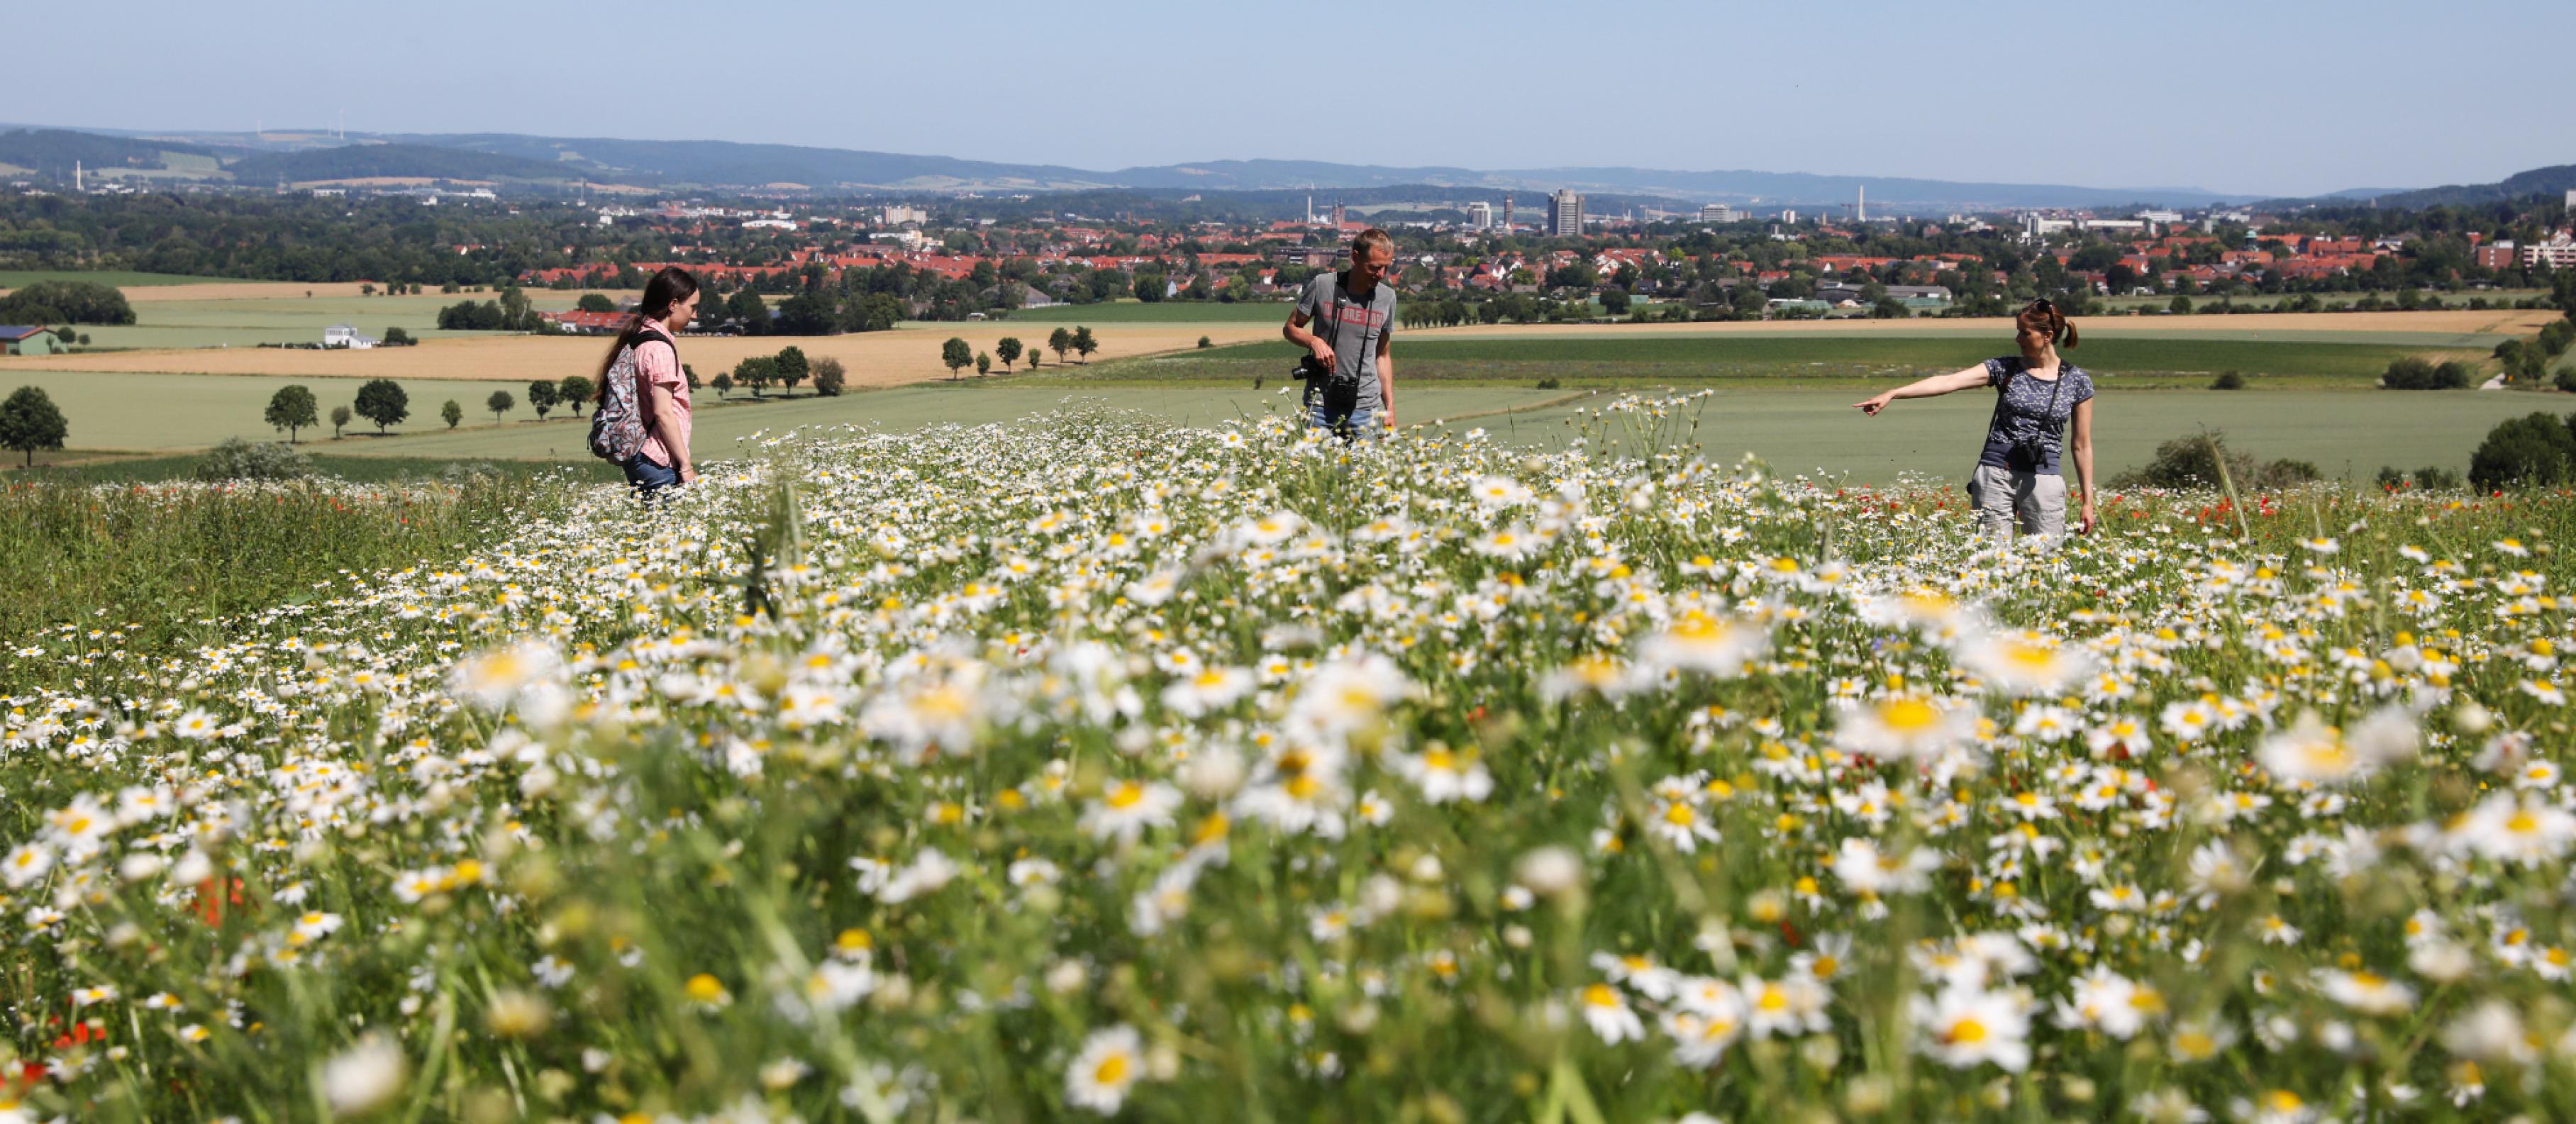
{"left": 323, "top": 324, "right": 378, "bottom": 350}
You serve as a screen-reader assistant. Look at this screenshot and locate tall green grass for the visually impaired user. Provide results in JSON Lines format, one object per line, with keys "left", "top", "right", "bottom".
{"left": 0, "top": 475, "right": 577, "bottom": 691}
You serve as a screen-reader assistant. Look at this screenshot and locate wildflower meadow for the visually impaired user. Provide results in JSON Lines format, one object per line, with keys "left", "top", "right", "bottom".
{"left": 7, "top": 396, "right": 2576, "bottom": 1123}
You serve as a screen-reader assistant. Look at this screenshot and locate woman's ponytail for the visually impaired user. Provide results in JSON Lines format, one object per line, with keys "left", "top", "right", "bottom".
{"left": 594, "top": 267, "right": 700, "bottom": 402}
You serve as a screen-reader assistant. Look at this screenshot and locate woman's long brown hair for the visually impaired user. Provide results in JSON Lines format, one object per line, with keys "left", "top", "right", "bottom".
{"left": 594, "top": 266, "right": 700, "bottom": 404}
{"left": 2017, "top": 299, "right": 2079, "bottom": 348}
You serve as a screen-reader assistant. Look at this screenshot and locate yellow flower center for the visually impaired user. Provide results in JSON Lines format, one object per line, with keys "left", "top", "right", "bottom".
{"left": 1093, "top": 1052, "right": 1131, "bottom": 1086}
{"left": 1879, "top": 699, "right": 1939, "bottom": 733}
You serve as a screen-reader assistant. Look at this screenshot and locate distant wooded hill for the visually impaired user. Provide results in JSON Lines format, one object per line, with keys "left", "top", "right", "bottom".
{"left": 6, "top": 122, "right": 2567, "bottom": 216}
{"left": 2355, "top": 165, "right": 2576, "bottom": 210}
{"left": 0, "top": 128, "right": 218, "bottom": 176}
{"left": 223, "top": 144, "right": 582, "bottom": 186}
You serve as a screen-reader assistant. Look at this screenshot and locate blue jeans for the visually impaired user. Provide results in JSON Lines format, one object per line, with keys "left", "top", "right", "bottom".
{"left": 1304, "top": 380, "right": 1381, "bottom": 442}
{"left": 623, "top": 453, "right": 679, "bottom": 499}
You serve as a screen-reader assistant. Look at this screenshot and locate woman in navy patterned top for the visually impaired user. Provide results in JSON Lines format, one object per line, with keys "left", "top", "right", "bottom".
{"left": 1853, "top": 299, "right": 2097, "bottom": 538}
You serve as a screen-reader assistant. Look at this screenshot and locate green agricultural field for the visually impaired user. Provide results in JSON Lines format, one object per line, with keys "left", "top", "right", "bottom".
{"left": 0, "top": 369, "right": 1567, "bottom": 462}
{"left": 0, "top": 269, "right": 247, "bottom": 289}
{"left": 56, "top": 291, "right": 593, "bottom": 350}
{"left": 1057, "top": 333, "right": 2458, "bottom": 389}
{"left": 327, "top": 384, "right": 1570, "bottom": 461}
{"left": 999, "top": 301, "right": 1295, "bottom": 323}
{"left": 0, "top": 370, "right": 605, "bottom": 454}
{"left": 1470, "top": 386, "right": 2558, "bottom": 482}
{"left": 9, "top": 363, "right": 2557, "bottom": 486}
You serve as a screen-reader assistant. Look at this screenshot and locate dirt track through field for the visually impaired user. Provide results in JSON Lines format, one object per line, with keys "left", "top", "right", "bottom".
{"left": 0, "top": 324, "right": 1279, "bottom": 386}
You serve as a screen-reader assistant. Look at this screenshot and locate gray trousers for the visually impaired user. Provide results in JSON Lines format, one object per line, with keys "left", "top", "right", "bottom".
{"left": 1969, "top": 463, "right": 2066, "bottom": 538}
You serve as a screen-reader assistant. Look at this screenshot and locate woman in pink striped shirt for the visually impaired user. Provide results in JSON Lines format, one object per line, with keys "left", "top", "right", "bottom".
{"left": 592, "top": 267, "right": 700, "bottom": 496}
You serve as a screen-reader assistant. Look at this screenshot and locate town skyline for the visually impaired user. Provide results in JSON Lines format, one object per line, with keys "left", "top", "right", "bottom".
{"left": 16, "top": 0, "right": 2572, "bottom": 199}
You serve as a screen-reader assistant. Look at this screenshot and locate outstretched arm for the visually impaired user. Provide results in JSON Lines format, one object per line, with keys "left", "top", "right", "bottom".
{"left": 1854, "top": 365, "right": 1991, "bottom": 415}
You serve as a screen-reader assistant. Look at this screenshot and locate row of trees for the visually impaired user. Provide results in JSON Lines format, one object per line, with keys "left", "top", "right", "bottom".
{"left": 709, "top": 346, "right": 848, "bottom": 399}
{"left": 939, "top": 328, "right": 1093, "bottom": 379}
{"left": 435, "top": 286, "right": 546, "bottom": 332}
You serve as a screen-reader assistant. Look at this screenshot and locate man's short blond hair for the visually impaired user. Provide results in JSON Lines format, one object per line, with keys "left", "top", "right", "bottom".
{"left": 1351, "top": 228, "right": 1395, "bottom": 261}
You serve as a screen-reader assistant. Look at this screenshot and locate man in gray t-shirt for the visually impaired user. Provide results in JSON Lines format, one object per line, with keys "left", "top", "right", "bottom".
{"left": 1284, "top": 228, "right": 1399, "bottom": 440}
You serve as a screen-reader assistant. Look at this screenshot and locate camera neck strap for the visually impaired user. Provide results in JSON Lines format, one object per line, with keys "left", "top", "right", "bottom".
{"left": 1987, "top": 362, "right": 2067, "bottom": 447}
{"left": 1328, "top": 272, "right": 1382, "bottom": 372}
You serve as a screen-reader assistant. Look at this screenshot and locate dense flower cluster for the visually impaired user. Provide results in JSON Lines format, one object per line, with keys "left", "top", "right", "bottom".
{"left": 4, "top": 401, "right": 2575, "bottom": 1121}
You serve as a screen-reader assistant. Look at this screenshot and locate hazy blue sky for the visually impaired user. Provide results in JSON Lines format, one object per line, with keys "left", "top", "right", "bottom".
{"left": 18, "top": 0, "right": 2570, "bottom": 196}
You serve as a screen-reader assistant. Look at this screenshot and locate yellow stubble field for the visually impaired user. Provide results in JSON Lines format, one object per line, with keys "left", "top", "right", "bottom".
{"left": 0, "top": 323, "right": 1280, "bottom": 388}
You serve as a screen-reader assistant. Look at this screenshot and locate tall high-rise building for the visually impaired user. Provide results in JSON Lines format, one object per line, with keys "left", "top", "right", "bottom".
{"left": 1550, "top": 189, "right": 1583, "bottom": 237}
{"left": 1504, "top": 196, "right": 1515, "bottom": 231}
{"left": 1466, "top": 201, "right": 1493, "bottom": 230}
{"left": 1699, "top": 204, "right": 1737, "bottom": 223}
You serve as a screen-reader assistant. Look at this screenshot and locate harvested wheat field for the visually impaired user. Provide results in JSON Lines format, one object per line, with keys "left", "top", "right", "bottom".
{"left": 1416, "top": 307, "right": 2558, "bottom": 340}
{"left": 114, "top": 281, "right": 385, "bottom": 301}
{"left": 0, "top": 323, "right": 1277, "bottom": 386}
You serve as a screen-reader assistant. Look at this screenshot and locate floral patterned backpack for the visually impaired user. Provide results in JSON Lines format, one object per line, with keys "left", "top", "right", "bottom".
{"left": 587, "top": 328, "right": 670, "bottom": 462}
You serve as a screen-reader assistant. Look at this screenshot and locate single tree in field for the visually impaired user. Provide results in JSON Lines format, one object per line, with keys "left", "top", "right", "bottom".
{"left": 734, "top": 355, "right": 777, "bottom": 397}
{"left": 528, "top": 379, "right": 560, "bottom": 419}
{"left": 265, "top": 384, "right": 319, "bottom": 443}
{"left": 1026, "top": 345, "right": 1042, "bottom": 371}
{"left": 774, "top": 346, "right": 809, "bottom": 394}
{"left": 487, "top": 390, "right": 515, "bottom": 423}
{"left": 0, "top": 386, "right": 68, "bottom": 467}
{"left": 352, "top": 379, "right": 410, "bottom": 434}
{"left": 576, "top": 292, "right": 618, "bottom": 313}
{"left": 559, "top": 375, "right": 594, "bottom": 416}
{"left": 1072, "top": 325, "right": 1097, "bottom": 363}
{"left": 330, "top": 405, "right": 352, "bottom": 440}
{"left": 383, "top": 326, "right": 413, "bottom": 346}
{"left": 811, "top": 357, "right": 847, "bottom": 396}
{"left": 976, "top": 351, "right": 992, "bottom": 377}
{"left": 1048, "top": 327, "right": 1073, "bottom": 364}
{"left": 995, "top": 336, "right": 1023, "bottom": 369}
{"left": 942, "top": 337, "right": 974, "bottom": 380}
{"left": 712, "top": 370, "right": 735, "bottom": 399}
{"left": 441, "top": 399, "right": 463, "bottom": 429}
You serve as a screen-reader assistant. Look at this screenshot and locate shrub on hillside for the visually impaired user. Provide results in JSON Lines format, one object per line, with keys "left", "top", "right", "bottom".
{"left": 810, "top": 357, "right": 846, "bottom": 397}
{"left": 2211, "top": 371, "right": 2245, "bottom": 390}
{"left": 2382, "top": 356, "right": 2470, "bottom": 389}
{"left": 2539, "top": 318, "right": 2575, "bottom": 358}
{"left": 194, "top": 438, "right": 314, "bottom": 482}
{"left": 2467, "top": 411, "right": 2576, "bottom": 492}
{"left": 2416, "top": 464, "right": 2463, "bottom": 490}
{"left": 2111, "top": 430, "right": 2319, "bottom": 491}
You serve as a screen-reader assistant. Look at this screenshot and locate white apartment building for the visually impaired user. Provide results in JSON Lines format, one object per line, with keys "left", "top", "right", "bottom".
{"left": 2021, "top": 213, "right": 2075, "bottom": 240}
{"left": 1550, "top": 189, "right": 1583, "bottom": 236}
{"left": 1699, "top": 204, "right": 1738, "bottom": 223}
{"left": 1466, "top": 201, "right": 1493, "bottom": 230}
{"left": 2521, "top": 233, "right": 2576, "bottom": 269}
